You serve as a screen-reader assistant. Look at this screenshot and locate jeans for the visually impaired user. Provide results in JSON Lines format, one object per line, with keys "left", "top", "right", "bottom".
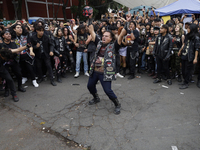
{"left": 76, "top": 51, "right": 88, "bottom": 73}
{"left": 87, "top": 72, "right": 117, "bottom": 100}
{"left": 141, "top": 52, "right": 146, "bottom": 69}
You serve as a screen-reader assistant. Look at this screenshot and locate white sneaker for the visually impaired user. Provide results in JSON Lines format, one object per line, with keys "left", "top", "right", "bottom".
{"left": 22, "top": 77, "right": 28, "bottom": 84}
{"left": 116, "top": 73, "right": 124, "bottom": 78}
{"left": 74, "top": 72, "right": 79, "bottom": 78}
{"left": 85, "top": 71, "right": 89, "bottom": 77}
{"left": 32, "top": 80, "right": 39, "bottom": 87}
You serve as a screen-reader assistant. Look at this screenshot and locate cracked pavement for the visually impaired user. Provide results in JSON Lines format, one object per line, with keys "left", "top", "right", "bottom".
{"left": 1, "top": 72, "right": 200, "bottom": 150}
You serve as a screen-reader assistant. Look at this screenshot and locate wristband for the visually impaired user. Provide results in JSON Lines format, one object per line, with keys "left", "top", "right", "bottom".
{"left": 26, "top": 44, "right": 31, "bottom": 49}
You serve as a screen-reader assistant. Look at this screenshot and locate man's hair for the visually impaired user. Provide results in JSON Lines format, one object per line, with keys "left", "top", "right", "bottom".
{"left": 1, "top": 29, "right": 10, "bottom": 38}
{"left": 0, "top": 48, "right": 14, "bottom": 59}
{"left": 154, "top": 18, "right": 161, "bottom": 23}
{"left": 104, "top": 30, "right": 116, "bottom": 43}
{"left": 35, "top": 25, "right": 45, "bottom": 31}
{"left": 162, "top": 24, "right": 169, "bottom": 33}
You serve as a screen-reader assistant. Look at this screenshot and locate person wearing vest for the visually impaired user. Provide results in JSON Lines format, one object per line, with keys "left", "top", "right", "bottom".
{"left": 74, "top": 25, "right": 89, "bottom": 78}
{"left": 87, "top": 24, "right": 124, "bottom": 115}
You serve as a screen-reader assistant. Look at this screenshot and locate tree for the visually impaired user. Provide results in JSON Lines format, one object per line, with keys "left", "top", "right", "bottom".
{"left": 55, "top": 0, "right": 61, "bottom": 21}
{"left": 61, "top": 0, "right": 69, "bottom": 21}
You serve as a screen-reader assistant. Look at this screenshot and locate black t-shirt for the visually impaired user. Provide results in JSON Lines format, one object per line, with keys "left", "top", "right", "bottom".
{"left": 127, "top": 30, "right": 139, "bottom": 51}
{"left": 0, "top": 42, "right": 17, "bottom": 49}
{"left": 37, "top": 37, "right": 44, "bottom": 53}
{"left": 77, "top": 33, "right": 88, "bottom": 52}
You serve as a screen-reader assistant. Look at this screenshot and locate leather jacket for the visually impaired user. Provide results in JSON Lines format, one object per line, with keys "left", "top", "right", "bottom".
{"left": 153, "top": 33, "right": 172, "bottom": 60}
{"left": 54, "top": 36, "right": 72, "bottom": 55}
{"left": 182, "top": 36, "right": 200, "bottom": 62}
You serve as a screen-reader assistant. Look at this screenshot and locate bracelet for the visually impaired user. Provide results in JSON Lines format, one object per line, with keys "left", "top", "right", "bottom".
{"left": 26, "top": 44, "right": 31, "bottom": 49}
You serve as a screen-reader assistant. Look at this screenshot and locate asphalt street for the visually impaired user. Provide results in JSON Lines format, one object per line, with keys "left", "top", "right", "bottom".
{"left": 0, "top": 72, "right": 200, "bottom": 150}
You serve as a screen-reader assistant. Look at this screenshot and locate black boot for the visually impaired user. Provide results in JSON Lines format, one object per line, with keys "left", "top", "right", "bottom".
{"left": 4, "top": 90, "right": 9, "bottom": 97}
{"left": 197, "top": 80, "right": 200, "bottom": 88}
{"left": 153, "top": 78, "right": 161, "bottom": 83}
{"left": 50, "top": 79, "right": 57, "bottom": 86}
{"left": 57, "top": 75, "right": 62, "bottom": 83}
{"left": 111, "top": 98, "right": 121, "bottom": 115}
{"left": 18, "top": 86, "right": 26, "bottom": 92}
{"left": 122, "top": 67, "right": 126, "bottom": 77}
{"left": 89, "top": 93, "right": 100, "bottom": 105}
{"left": 177, "top": 75, "right": 182, "bottom": 82}
{"left": 61, "top": 72, "right": 67, "bottom": 78}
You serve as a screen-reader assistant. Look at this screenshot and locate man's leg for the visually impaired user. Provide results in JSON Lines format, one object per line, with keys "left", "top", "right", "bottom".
{"left": 98, "top": 73, "right": 121, "bottom": 115}
{"left": 87, "top": 72, "right": 100, "bottom": 105}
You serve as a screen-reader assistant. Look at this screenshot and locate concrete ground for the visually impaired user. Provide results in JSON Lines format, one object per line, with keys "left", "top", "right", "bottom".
{"left": 0, "top": 72, "right": 200, "bottom": 150}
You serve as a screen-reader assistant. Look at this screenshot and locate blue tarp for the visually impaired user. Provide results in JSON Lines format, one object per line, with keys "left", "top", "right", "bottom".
{"left": 152, "top": 0, "right": 200, "bottom": 16}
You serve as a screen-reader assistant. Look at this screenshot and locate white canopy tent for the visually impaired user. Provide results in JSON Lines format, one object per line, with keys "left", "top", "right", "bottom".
{"left": 113, "top": 0, "right": 177, "bottom": 9}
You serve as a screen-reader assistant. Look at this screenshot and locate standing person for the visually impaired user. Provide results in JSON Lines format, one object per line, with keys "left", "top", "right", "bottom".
{"left": 178, "top": 24, "right": 200, "bottom": 89}
{"left": 30, "top": 25, "right": 57, "bottom": 86}
{"left": 11, "top": 24, "right": 39, "bottom": 87}
{"left": 170, "top": 24, "right": 185, "bottom": 82}
{"left": 87, "top": 23, "right": 124, "bottom": 115}
{"left": 0, "top": 29, "right": 26, "bottom": 93}
{"left": 125, "top": 21, "right": 140, "bottom": 79}
{"left": 53, "top": 27, "right": 72, "bottom": 82}
{"left": 0, "top": 46, "right": 28, "bottom": 102}
{"left": 74, "top": 25, "right": 89, "bottom": 78}
{"left": 153, "top": 24, "right": 173, "bottom": 85}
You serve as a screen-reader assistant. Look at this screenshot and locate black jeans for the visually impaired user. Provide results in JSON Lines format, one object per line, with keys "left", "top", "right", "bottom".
{"left": 156, "top": 56, "right": 171, "bottom": 80}
{"left": 5, "top": 60, "right": 22, "bottom": 88}
{"left": 0, "top": 68, "right": 16, "bottom": 96}
{"left": 181, "top": 59, "right": 194, "bottom": 84}
{"left": 127, "top": 48, "right": 136, "bottom": 75}
{"left": 87, "top": 72, "right": 117, "bottom": 100}
{"left": 20, "top": 54, "right": 36, "bottom": 80}
{"left": 35, "top": 54, "right": 53, "bottom": 80}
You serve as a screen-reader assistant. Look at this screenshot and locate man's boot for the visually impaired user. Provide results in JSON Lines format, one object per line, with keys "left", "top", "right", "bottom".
{"left": 177, "top": 75, "right": 182, "bottom": 82}
{"left": 50, "top": 79, "right": 57, "bottom": 86}
{"left": 111, "top": 98, "right": 121, "bottom": 115}
{"left": 148, "top": 71, "right": 155, "bottom": 77}
{"left": 89, "top": 93, "right": 100, "bottom": 105}
{"left": 57, "top": 74, "right": 62, "bottom": 83}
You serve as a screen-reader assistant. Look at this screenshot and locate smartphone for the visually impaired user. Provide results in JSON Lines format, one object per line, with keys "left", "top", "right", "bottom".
{"left": 186, "top": 14, "right": 192, "bottom": 17}
{"left": 77, "top": 16, "right": 79, "bottom": 19}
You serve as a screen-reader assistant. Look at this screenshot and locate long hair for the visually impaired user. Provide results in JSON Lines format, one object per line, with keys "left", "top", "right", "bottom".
{"left": 104, "top": 30, "right": 116, "bottom": 43}
{"left": 186, "top": 23, "right": 198, "bottom": 40}
{"left": 53, "top": 27, "right": 62, "bottom": 37}
{"left": 62, "top": 27, "right": 70, "bottom": 36}
{"left": 0, "top": 48, "right": 14, "bottom": 60}
{"left": 175, "top": 24, "right": 184, "bottom": 37}
{"left": 10, "top": 24, "right": 29, "bottom": 39}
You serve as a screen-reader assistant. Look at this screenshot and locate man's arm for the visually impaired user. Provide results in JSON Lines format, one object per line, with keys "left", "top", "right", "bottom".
{"left": 11, "top": 46, "right": 30, "bottom": 53}
{"left": 88, "top": 24, "right": 96, "bottom": 42}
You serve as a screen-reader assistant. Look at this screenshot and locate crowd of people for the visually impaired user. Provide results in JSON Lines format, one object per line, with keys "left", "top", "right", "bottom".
{"left": 0, "top": 8, "right": 200, "bottom": 109}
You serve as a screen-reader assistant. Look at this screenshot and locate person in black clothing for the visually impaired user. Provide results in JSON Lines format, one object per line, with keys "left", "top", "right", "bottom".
{"left": 178, "top": 24, "right": 200, "bottom": 89}
{"left": 0, "top": 47, "right": 28, "bottom": 102}
{"left": 153, "top": 24, "right": 173, "bottom": 85}
{"left": 30, "top": 25, "right": 57, "bottom": 86}
{"left": 53, "top": 27, "right": 72, "bottom": 82}
{"left": 0, "top": 29, "right": 26, "bottom": 94}
{"left": 124, "top": 21, "right": 140, "bottom": 80}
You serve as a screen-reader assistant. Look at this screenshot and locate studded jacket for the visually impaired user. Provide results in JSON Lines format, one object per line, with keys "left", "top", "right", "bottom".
{"left": 153, "top": 33, "right": 173, "bottom": 60}
{"left": 89, "top": 41, "right": 117, "bottom": 81}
